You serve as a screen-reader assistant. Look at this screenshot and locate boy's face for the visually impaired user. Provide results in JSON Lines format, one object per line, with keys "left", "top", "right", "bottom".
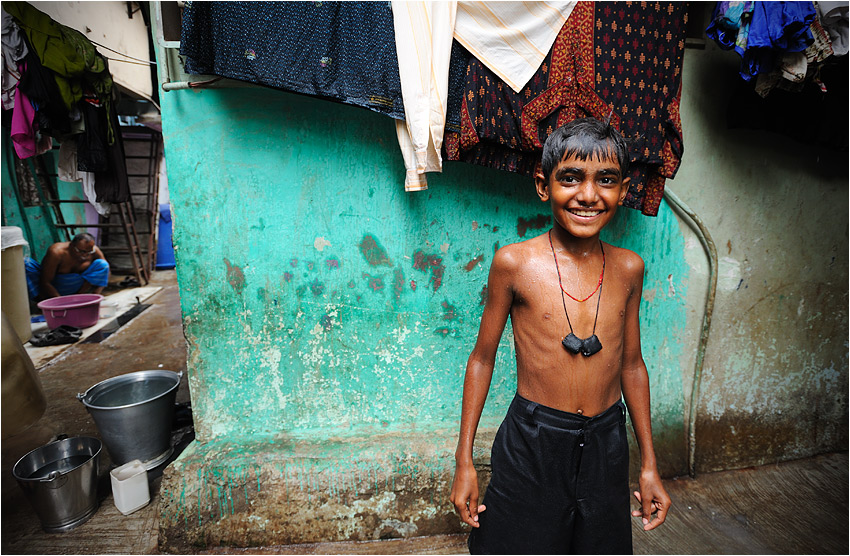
{"left": 534, "top": 149, "right": 629, "bottom": 240}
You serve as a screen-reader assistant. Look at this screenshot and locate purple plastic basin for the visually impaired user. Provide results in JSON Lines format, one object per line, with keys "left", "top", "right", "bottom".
{"left": 37, "top": 294, "right": 103, "bottom": 330}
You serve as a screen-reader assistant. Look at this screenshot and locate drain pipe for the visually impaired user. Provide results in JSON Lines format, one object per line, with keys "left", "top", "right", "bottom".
{"left": 662, "top": 187, "right": 718, "bottom": 478}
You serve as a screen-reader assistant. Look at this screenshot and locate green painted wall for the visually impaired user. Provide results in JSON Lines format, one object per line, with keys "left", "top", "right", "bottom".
{"left": 1, "top": 135, "right": 89, "bottom": 260}
{"left": 160, "top": 86, "right": 688, "bottom": 472}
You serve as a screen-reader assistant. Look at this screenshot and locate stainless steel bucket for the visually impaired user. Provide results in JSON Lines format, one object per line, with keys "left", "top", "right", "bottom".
{"left": 77, "top": 370, "right": 182, "bottom": 470}
{"left": 12, "top": 436, "right": 101, "bottom": 532}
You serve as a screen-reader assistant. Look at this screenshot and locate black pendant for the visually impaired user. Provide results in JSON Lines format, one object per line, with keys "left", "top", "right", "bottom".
{"left": 562, "top": 333, "right": 583, "bottom": 353}
{"left": 580, "top": 334, "right": 603, "bottom": 357}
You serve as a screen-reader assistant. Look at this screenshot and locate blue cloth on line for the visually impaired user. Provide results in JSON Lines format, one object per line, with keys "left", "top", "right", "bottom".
{"left": 25, "top": 257, "right": 109, "bottom": 298}
{"left": 180, "top": 1, "right": 406, "bottom": 119}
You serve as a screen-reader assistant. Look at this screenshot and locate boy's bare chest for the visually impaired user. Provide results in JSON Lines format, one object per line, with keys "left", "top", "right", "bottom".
{"left": 510, "top": 264, "right": 630, "bottom": 332}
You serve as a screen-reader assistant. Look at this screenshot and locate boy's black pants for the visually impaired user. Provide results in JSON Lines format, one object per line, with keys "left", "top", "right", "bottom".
{"left": 468, "top": 393, "right": 632, "bottom": 555}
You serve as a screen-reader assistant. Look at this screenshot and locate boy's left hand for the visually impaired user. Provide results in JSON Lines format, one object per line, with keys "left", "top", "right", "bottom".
{"left": 631, "top": 470, "right": 671, "bottom": 531}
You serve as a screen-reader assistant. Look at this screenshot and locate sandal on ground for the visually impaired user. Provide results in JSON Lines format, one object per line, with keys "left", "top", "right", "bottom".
{"left": 29, "top": 325, "right": 83, "bottom": 347}
{"left": 119, "top": 276, "right": 141, "bottom": 287}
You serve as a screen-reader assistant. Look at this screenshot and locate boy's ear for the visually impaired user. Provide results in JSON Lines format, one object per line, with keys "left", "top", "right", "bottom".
{"left": 535, "top": 172, "right": 550, "bottom": 202}
{"left": 618, "top": 177, "right": 630, "bottom": 206}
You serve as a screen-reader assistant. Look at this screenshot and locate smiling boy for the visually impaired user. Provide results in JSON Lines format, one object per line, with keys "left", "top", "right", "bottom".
{"left": 450, "top": 118, "right": 671, "bottom": 554}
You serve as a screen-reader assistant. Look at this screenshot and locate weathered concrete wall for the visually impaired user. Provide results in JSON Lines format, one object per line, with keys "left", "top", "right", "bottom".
{"left": 155, "top": 40, "right": 847, "bottom": 550}
{"left": 157, "top": 79, "right": 690, "bottom": 548}
{"left": 673, "top": 45, "right": 848, "bottom": 472}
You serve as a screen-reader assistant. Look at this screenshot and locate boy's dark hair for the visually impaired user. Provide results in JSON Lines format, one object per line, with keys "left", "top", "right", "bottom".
{"left": 540, "top": 117, "right": 630, "bottom": 180}
{"left": 72, "top": 232, "right": 95, "bottom": 244}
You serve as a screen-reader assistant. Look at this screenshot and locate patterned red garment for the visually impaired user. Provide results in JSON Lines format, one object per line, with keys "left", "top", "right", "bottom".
{"left": 444, "top": 2, "right": 688, "bottom": 216}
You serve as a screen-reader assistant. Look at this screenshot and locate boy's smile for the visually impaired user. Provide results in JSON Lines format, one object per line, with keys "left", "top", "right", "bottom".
{"left": 535, "top": 150, "right": 629, "bottom": 240}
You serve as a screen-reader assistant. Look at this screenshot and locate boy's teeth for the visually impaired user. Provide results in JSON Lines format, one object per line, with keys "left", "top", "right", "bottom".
{"left": 572, "top": 209, "right": 600, "bottom": 217}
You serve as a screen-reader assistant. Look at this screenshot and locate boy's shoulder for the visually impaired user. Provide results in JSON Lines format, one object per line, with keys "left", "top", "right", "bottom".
{"left": 492, "top": 234, "right": 549, "bottom": 270}
{"left": 602, "top": 242, "right": 645, "bottom": 282}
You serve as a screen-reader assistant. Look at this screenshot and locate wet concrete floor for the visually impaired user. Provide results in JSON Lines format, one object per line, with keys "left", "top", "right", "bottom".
{"left": 2, "top": 270, "right": 847, "bottom": 554}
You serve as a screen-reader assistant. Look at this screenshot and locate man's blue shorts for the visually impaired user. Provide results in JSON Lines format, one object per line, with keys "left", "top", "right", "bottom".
{"left": 469, "top": 393, "right": 632, "bottom": 554}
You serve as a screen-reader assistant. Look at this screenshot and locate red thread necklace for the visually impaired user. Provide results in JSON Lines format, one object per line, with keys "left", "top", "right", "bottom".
{"left": 548, "top": 231, "right": 605, "bottom": 303}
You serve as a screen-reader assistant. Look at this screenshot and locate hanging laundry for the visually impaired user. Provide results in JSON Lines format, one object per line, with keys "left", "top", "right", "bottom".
{"left": 16, "top": 48, "right": 70, "bottom": 137}
{"left": 180, "top": 1, "right": 406, "bottom": 120}
{"left": 707, "top": 1, "right": 817, "bottom": 81}
{"left": 10, "top": 66, "right": 37, "bottom": 159}
{"left": 4, "top": 2, "right": 114, "bottom": 141}
{"left": 2, "top": 8, "right": 28, "bottom": 110}
{"left": 705, "top": 1, "right": 754, "bottom": 52}
{"left": 3, "top": 1, "right": 86, "bottom": 111}
{"left": 392, "top": 1, "right": 458, "bottom": 192}
{"left": 444, "top": 2, "right": 688, "bottom": 216}
{"left": 741, "top": 2, "right": 816, "bottom": 80}
{"left": 93, "top": 100, "right": 130, "bottom": 204}
{"left": 817, "top": 1, "right": 849, "bottom": 56}
{"left": 453, "top": 1, "right": 577, "bottom": 94}
{"left": 58, "top": 139, "right": 111, "bottom": 217}
{"left": 754, "top": 15, "right": 834, "bottom": 97}
{"left": 77, "top": 96, "right": 109, "bottom": 173}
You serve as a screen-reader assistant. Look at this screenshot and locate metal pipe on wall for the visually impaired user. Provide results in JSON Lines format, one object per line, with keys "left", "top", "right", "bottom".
{"left": 662, "top": 187, "right": 718, "bottom": 478}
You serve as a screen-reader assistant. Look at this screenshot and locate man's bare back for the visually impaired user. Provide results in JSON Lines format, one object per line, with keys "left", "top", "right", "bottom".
{"left": 49, "top": 241, "right": 102, "bottom": 275}
{"left": 496, "top": 233, "right": 645, "bottom": 417}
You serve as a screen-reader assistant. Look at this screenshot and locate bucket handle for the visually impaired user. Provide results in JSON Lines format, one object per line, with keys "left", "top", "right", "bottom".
{"left": 41, "top": 470, "right": 69, "bottom": 489}
{"left": 49, "top": 309, "right": 68, "bottom": 318}
{"left": 76, "top": 371, "right": 183, "bottom": 401}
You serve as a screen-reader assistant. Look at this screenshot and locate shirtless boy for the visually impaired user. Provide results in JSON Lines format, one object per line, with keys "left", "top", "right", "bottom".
{"left": 450, "top": 118, "right": 671, "bottom": 554}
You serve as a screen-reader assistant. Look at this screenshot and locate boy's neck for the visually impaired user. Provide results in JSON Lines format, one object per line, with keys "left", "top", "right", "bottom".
{"left": 549, "top": 226, "right": 602, "bottom": 256}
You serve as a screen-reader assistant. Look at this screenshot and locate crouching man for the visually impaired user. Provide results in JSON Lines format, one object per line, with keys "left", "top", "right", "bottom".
{"left": 25, "top": 233, "right": 109, "bottom": 301}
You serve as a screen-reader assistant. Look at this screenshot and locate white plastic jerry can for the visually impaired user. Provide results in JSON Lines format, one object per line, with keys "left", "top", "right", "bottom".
{"left": 110, "top": 459, "right": 150, "bottom": 515}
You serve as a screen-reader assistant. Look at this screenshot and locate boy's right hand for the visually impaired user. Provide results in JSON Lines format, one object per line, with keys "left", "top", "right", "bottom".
{"left": 450, "top": 463, "right": 486, "bottom": 528}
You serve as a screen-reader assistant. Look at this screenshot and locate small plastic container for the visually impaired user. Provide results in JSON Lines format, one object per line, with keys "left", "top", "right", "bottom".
{"left": 110, "top": 460, "right": 150, "bottom": 515}
{"left": 99, "top": 300, "right": 118, "bottom": 319}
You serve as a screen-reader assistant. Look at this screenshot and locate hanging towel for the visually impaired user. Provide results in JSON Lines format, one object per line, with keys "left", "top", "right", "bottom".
{"left": 11, "top": 66, "right": 38, "bottom": 159}
{"left": 454, "top": 1, "right": 576, "bottom": 93}
{"left": 392, "top": 1, "right": 458, "bottom": 191}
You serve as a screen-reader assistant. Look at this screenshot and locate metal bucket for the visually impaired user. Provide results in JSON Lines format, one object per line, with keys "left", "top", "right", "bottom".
{"left": 12, "top": 436, "right": 101, "bottom": 532}
{"left": 77, "top": 370, "right": 182, "bottom": 470}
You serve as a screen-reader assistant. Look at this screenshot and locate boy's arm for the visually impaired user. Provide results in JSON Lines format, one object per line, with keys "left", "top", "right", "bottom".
{"left": 620, "top": 254, "right": 672, "bottom": 531}
{"left": 450, "top": 247, "right": 515, "bottom": 528}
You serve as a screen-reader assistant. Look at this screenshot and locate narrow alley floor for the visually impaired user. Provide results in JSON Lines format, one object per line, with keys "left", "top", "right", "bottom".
{"left": 2, "top": 270, "right": 847, "bottom": 555}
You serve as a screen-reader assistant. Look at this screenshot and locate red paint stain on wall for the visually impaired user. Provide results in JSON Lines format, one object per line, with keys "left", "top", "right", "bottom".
{"left": 362, "top": 273, "right": 385, "bottom": 292}
{"left": 359, "top": 235, "right": 393, "bottom": 266}
{"left": 223, "top": 258, "right": 246, "bottom": 294}
{"left": 517, "top": 214, "right": 550, "bottom": 237}
{"left": 464, "top": 254, "right": 484, "bottom": 272}
{"left": 412, "top": 250, "right": 446, "bottom": 291}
